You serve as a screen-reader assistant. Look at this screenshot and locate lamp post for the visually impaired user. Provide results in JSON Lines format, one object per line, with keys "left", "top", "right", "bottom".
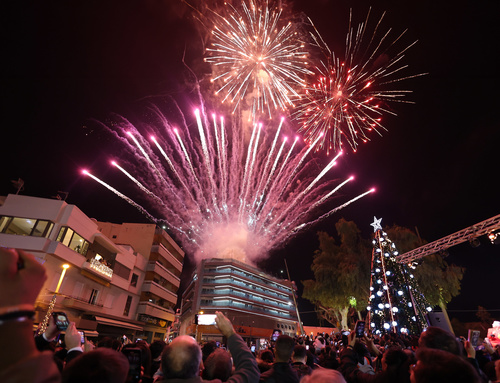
{"left": 36, "top": 263, "right": 70, "bottom": 335}
{"left": 55, "top": 264, "right": 70, "bottom": 293}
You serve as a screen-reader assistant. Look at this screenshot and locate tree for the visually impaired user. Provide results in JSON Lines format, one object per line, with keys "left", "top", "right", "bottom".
{"left": 302, "top": 219, "right": 371, "bottom": 329}
{"left": 476, "top": 306, "right": 494, "bottom": 333}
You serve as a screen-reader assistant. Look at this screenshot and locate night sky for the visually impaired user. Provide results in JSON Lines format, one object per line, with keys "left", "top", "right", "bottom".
{"left": 2, "top": 0, "right": 499, "bottom": 326}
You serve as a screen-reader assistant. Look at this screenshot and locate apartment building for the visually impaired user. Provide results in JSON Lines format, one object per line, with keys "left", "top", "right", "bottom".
{"left": 0, "top": 194, "right": 183, "bottom": 342}
{"left": 96, "top": 221, "right": 184, "bottom": 341}
{"left": 179, "top": 258, "right": 299, "bottom": 349}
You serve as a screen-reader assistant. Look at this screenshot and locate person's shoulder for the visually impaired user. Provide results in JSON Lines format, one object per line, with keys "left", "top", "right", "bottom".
{"left": 259, "top": 368, "right": 274, "bottom": 380}
{"left": 259, "top": 371, "right": 276, "bottom": 383}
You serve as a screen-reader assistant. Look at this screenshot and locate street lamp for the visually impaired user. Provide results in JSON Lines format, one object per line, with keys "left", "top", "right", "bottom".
{"left": 55, "top": 264, "right": 70, "bottom": 293}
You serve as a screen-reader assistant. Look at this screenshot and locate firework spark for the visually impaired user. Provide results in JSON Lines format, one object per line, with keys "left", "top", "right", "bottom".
{"left": 293, "top": 9, "right": 423, "bottom": 154}
{"left": 84, "top": 102, "right": 373, "bottom": 264}
{"left": 204, "top": 0, "right": 312, "bottom": 120}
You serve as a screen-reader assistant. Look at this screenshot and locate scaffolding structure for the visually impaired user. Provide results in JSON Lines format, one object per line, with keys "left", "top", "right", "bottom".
{"left": 396, "top": 214, "right": 500, "bottom": 263}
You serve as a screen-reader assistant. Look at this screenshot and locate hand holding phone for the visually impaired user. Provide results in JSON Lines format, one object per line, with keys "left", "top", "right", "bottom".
{"left": 52, "top": 312, "right": 69, "bottom": 331}
{"left": 123, "top": 348, "right": 142, "bottom": 383}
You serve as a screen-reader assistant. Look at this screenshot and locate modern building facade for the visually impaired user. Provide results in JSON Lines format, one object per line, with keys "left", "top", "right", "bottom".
{"left": 179, "top": 257, "right": 299, "bottom": 349}
{"left": 0, "top": 194, "right": 184, "bottom": 342}
{"left": 96, "top": 222, "right": 184, "bottom": 341}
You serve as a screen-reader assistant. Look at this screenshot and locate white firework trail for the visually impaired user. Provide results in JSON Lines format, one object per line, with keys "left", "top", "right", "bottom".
{"left": 84, "top": 103, "right": 373, "bottom": 264}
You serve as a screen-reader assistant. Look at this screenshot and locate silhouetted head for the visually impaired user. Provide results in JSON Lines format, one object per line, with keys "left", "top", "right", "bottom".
{"left": 275, "top": 335, "right": 296, "bottom": 362}
{"left": 61, "top": 347, "right": 129, "bottom": 383}
{"left": 418, "top": 327, "right": 462, "bottom": 356}
{"left": 162, "top": 335, "right": 202, "bottom": 379}
{"left": 202, "top": 348, "right": 233, "bottom": 381}
{"left": 411, "top": 348, "right": 480, "bottom": 383}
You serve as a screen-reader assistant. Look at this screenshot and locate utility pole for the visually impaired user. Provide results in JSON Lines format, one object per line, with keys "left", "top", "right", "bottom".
{"left": 284, "top": 259, "right": 305, "bottom": 336}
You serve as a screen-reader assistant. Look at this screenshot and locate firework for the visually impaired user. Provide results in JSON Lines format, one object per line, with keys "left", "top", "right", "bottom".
{"left": 83, "top": 101, "right": 373, "bottom": 264}
{"left": 204, "top": 0, "right": 312, "bottom": 120}
{"left": 293, "top": 10, "right": 422, "bottom": 154}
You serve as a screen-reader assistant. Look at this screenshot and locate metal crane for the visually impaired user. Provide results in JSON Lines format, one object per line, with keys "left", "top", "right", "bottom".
{"left": 396, "top": 213, "right": 500, "bottom": 263}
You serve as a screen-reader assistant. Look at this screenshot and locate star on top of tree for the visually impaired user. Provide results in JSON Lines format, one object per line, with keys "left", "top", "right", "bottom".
{"left": 371, "top": 216, "right": 383, "bottom": 232}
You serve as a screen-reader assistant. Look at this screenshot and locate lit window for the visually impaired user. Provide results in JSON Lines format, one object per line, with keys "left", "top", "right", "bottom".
{"left": 56, "top": 226, "right": 89, "bottom": 255}
{"left": 0, "top": 216, "right": 53, "bottom": 238}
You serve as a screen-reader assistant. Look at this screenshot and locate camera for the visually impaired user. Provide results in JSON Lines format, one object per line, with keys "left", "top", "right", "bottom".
{"left": 123, "top": 347, "right": 142, "bottom": 383}
{"left": 52, "top": 312, "right": 69, "bottom": 331}
{"left": 195, "top": 314, "right": 217, "bottom": 325}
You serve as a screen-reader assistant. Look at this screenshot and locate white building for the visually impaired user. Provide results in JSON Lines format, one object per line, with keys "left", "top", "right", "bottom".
{"left": 0, "top": 194, "right": 183, "bottom": 342}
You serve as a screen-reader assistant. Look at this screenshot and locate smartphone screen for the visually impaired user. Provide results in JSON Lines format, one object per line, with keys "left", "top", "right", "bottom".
{"left": 467, "top": 330, "right": 480, "bottom": 347}
{"left": 355, "top": 321, "right": 366, "bottom": 337}
{"left": 78, "top": 331, "right": 85, "bottom": 343}
{"left": 196, "top": 314, "right": 217, "bottom": 325}
{"left": 123, "top": 348, "right": 142, "bottom": 383}
{"left": 52, "top": 312, "right": 69, "bottom": 331}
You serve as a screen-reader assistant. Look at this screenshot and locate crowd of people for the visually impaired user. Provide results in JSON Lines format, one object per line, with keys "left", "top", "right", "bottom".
{"left": 1, "top": 247, "right": 499, "bottom": 383}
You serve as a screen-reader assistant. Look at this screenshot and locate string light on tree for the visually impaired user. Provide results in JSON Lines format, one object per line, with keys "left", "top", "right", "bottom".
{"left": 367, "top": 217, "right": 430, "bottom": 335}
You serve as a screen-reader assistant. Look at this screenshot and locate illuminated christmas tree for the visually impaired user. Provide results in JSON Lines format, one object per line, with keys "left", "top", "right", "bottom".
{"left": 367, "top": 217, "right": 432, "bottom": 335}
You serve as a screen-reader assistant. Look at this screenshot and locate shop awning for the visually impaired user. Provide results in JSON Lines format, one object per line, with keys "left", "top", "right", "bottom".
{"left": 95, "top": 316, "right": 143, "bottom": 331}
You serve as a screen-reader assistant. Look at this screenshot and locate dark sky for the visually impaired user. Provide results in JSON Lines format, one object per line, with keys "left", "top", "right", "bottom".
{"left": 2, "top": 0, "right": 499, "bottom": 326}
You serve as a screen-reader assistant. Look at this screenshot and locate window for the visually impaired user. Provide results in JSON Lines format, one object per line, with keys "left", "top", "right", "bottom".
{"left": 89, "top": 289, "right": 99, "bottom": 305}
{"left": 0, "top": 216, "right": 53, "bottom": 237}
{"left": 32, "top": 220, "right": 54, "bottom": 237}
{"left": 56, "top": 226, "right": 89, "bottom": 255}
{"left": 130, "top": 273, "right": 138, "bottom": 287}
{"left": 123, "top": 296, "right": 133, "bottom": 316}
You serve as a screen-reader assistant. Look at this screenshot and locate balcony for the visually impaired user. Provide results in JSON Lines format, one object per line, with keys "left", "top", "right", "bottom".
{"left": 0, "top": 233, "right": 51, "bottom": 253}
{"left": 137, "top": 301, "right": 175, "bottom": 322}
{"left": 142, "top": 281, "right": 177, "bottom": 305}
{"left": 61, "top": 296, "right": 104, "bottom": 313}
{"left": 146, "top": 261, "right": 180, "bottom": 288}
{"left": 205, "top": 267, "right": 292, "bottom": 294}
{"left": 201, "top": 288, "right": 294, "bottom": 313}
{"left": 81, "top": 259, "right": 113, "bottom": 283}
{"left": 150, "top": 244, "right": 182, "bottom": 273}
{"left": 203, "top": 277, "right": 291, "bottom": 304}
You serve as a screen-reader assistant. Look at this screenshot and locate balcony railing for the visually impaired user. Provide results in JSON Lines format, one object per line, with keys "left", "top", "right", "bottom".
{"left": 151, "top": 244, "right": 182, "bottom": 272}
{"left": 199, "top": 300, "right": 294, "bottom": 319}
{"left": 61, "top": 295, "right": 104, "bottom": 312}
{"left": 142, "top": 281, "right": 177, "bottom": 305}
{"left": 146, "top": 261, "right": 180, "bottom": 288}
{"left": 137, "top": 301, "right": 175, "bottom": 321}
{"left": 88, "top": 258, "right": 113, "bottom": 278}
